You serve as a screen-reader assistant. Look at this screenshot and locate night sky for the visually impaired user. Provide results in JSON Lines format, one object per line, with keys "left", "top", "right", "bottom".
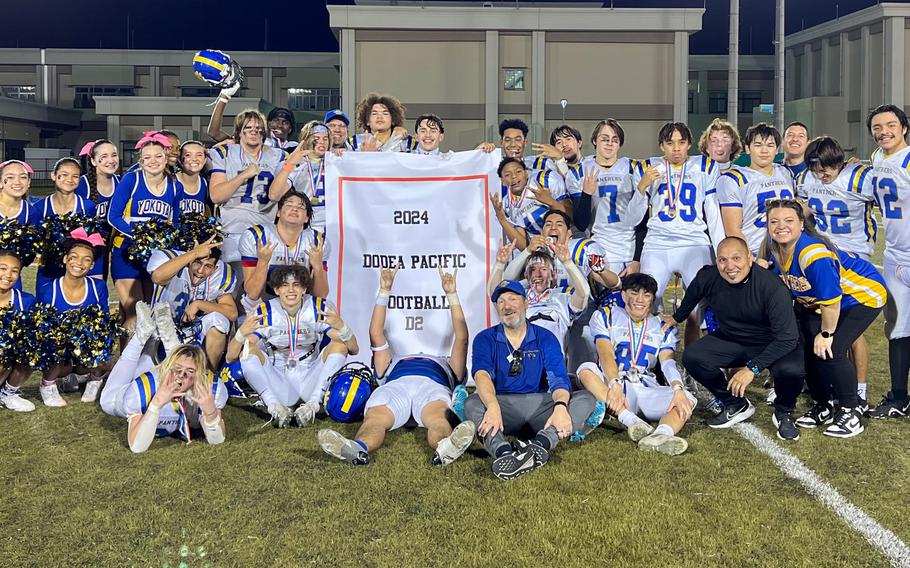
{"left": 0, "top": 1, "right": 905, "bottom": 55}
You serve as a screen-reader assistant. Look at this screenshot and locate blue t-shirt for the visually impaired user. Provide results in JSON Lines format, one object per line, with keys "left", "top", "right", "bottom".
{"left": 471, "top": 322, "right": 570, "bottom": 394}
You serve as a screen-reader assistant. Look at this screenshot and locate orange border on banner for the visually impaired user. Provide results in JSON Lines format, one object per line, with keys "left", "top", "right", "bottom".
{"left": 335, "top": 174, "right": 492, "bottom": 327}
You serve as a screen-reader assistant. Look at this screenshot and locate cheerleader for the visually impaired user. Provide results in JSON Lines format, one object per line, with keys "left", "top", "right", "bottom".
{"left": 0, "top": 160, "right": 39, "bottom": 226}
{"left": 107, "top": 132, "right": 180, "bottom": 334}
{"left": 77, "top": 139, "right": 121, "bottom": 280}
{"left": 36, "top": 230, "right": 110, "bottom": 407}
{"left": 0, "top": 250, "right": 35, "bottom": 412}
{"left": 175, "top": 140, "right": 210, "bottom": 216}
{"left": 270, "top": 121, "right": 329, "bottom": 233}
{"left": 36, "top": 158, "right": 99, "bottom": 291}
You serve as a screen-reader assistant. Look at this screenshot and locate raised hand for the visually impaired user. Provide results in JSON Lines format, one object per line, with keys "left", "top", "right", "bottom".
{"left": 379, "top": 266, "right": 400, "bottom": 291}
{"left": 438, "top": 266, "right": 458, "bottom": 293}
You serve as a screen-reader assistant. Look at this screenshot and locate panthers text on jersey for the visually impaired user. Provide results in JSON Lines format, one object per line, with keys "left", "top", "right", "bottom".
{"left": 717, "top": 163, "right": 795, "bottom": 254}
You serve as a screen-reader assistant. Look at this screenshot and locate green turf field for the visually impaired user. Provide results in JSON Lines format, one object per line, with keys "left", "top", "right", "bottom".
{"left": 2, "top": 234, "right": 908, "bottom": 567}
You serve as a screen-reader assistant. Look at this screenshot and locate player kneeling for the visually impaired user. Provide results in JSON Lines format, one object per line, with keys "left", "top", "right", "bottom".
{"left": 226, "top": 265, "right": 358, "bottom": 428}
{"left": 577, "top": 273, "right": 696, "bottom": 455}
{"left": 318, "top": 266, "right": 475, "bottom": 466}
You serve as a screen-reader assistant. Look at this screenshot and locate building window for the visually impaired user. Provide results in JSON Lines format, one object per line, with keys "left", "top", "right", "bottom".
{"left": 739, "top": 91, "right": 762, "bottom": 114}
{"left": 708, "top": 91, "right": 727, "bottom": 114}
{"left": 74, "top": 86, "right": 135, "bottom": 109}
{"left": 287, "top": 88, "right": 340, "bottom": 112}
{"left": 0, "top": 86, "right": 36, "bottom": 101}
{"left": 688, "top": 91, "right": 696, "bottom": 114}
{"left": 181, "top": 86, "right": 221, "bottom": 98}
{"left": 503, "top": 68, "right": 525, "bottom": 91}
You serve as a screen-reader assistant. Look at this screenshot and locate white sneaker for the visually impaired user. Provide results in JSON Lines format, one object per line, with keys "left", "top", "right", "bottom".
{"left": 766, "top": 387, "right": 777, "bottom": 406}
{"left": 626, "top": 418, "right": 654, "bottom": 442}
{"left": 39, "top": 384, "right": 67, "bottom": 407}
{"left": 432, "top": 420, "right": 476, "bottom": 466}
{"left": 294, "top": 401, "right": 319, "bottom": 427}
{"left": 60, "top": 374, "right": 80, "bottom": 393}
{"left": 268, "top": 404, "right": 293, "bottom": 428}
{"left": 0, "top": 391, "right": 35, "bottom": 412}
{"left": 638, "top": 432, "right": 689, "bottom": 455}
{"left": 81, "top": 379, "right": 103, "bottom": 403}
{"left": 152, "top": 303, "right": 181, "bottom": 354}
{"left": 135, "top": 301, "right": 157, "bottom": 345}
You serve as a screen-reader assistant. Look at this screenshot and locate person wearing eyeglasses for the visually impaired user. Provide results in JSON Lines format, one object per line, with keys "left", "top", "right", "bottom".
{"left": 464, "top": 279, "right": 597, "bottom": 481}
{"left": 761, "top": 199, "right": 886, "bottom": 438}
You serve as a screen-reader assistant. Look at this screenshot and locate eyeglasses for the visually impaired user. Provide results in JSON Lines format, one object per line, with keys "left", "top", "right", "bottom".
{"left": 508, "top": 349, "right": 524, "bottom": 377}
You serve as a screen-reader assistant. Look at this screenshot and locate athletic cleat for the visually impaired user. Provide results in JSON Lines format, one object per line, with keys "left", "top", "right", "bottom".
{"left": 318, "top": 429, "right": 370, "bottom": 465}
{"left": 580, "top": 400, "right": 606, "bottom": 438}
{"left": 39, "top": 384, "right": 67, "bottom": 407}
{"left": 823, "top": 407, "right": 864, "bottom": 438}
{"left": 514, "top": 438, "right": 550, "bottom": 466}
{"left": 638, "top": 432, "right": 688, "bottom": 455}
{"left": 868, "top": 392, "right": 910, "bottom": 419}
{"left": 491, "top": 450, "right": 542, "bottom": 481}
{"left": 267, "top": 404, "right": 293, "bottom": 428}
{"left": 294, "top": 401, "right": 319, "bottom": 427}
{"left": 81, "top": 379, "right": 103, "bottom": 403}
{"left": 765, "top": 387, "right": 777, "bottom": 406}
{"left": 135, "top": 301, "right": 156, "bottom": 345}
{"left": 626, "top": 417, "right": 655, "bottom": 442}
{"left": 432, "top": 420, "right": 476, "bottom": 466}
{"left": 706, "top": 398, "right": 755, "bottom": 428}
{"left": 451, "top": 384, "right": 468, "bottom": 422}
{"left": 772, "top": 409, "right": 800, "bottom": 441}
{"left": 794, "top": 402, "right": 833, "bottom": 428}
{"left": 0, "top": 392, "right": 35, "bottom": 412}
{"left": 152, "top": 303, "right": 181, "bottom": 355}
{"left": 60, "top": 374, "right": 80, "bottom": 393}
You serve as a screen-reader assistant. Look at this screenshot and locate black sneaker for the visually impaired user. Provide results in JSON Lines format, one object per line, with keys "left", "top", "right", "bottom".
{"left": 706, "top": 398, "right": 755, "bottom": 429}
{"left": 857, "top": 395, "right": 869, "bottom": 416}
{"left": 794, "top": 402, "right": 833, "bottom": 428}
{"left": 868, "top": 392, "right": 910, "bottom": 419}
{"left": 823, "top": 407, "right": 864, "bottom": 438}
{"left": 772, "top": 409, "right": 800, "bottom": 441}
{"left": 514, "top": 439, "right": 550, "bottom": 465}
{"left": 491, "top": 450, "right": 543, "bottom": 480}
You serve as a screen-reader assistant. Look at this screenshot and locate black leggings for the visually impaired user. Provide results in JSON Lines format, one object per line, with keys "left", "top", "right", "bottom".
{"left": 796, "top": 303, "right": 881, "bottom": 408}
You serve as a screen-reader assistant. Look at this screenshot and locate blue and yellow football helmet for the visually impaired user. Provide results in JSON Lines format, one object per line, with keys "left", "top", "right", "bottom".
{"left": 192, "top": 49, "right": 244, "bottom": 89}
{"left": 323, "top": 363, "right": 377, "bottom": 423}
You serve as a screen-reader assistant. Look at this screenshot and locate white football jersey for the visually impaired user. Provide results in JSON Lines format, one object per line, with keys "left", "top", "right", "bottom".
{"left": 250, "top": 296, "right": 333, "bottom": 370}
{"left": 504, "top": 238, "right": 605, "bottom": 289}
{"left": 146, "top": 250, "right": 237, "bottom": 319}
{"left": 122, "top": 370, "right": 228, "bottom": 439}
{"left": 526, "top": 288, "right": 579, "bottom": 352}
{"left": 286, "top": 156, "right": 327, "bottom": 233}
{"left": 501, "top": 169, "right": 569, "bottom": 236}
{"left": 346, "top": 133, "right": 416, "bottom": 153}
{"left": 589, "top": 306, "right": 677, "bottom": 375}
{"left": 871, "top": 146, "right": 910, "bottom": 265}
{"left": 797, "top": 164, "right": 877, "bottom": 258}
{"left": 209, "top": 145, "right": 287, "bottom": 235}
{"left": 717, "top": 164, "right": 795, "bottom": 254}
{"left": 564, "top": 157, "right": 641, "bottom": 263}
{"left": 238, "top": 224, "right": 330, "bottom": 272}
{"left": 630, "top": 155, "right": 725, "bottom": 251}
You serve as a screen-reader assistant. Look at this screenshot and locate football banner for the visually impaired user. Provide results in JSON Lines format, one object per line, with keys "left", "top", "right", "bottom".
{"left": 324, "top": 150, "right": 501, "bottom": 363}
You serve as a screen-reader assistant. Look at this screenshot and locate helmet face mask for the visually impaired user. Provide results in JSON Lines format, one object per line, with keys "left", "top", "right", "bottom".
{"left": 323, "top": 363, "right": 377, "bottom": 423}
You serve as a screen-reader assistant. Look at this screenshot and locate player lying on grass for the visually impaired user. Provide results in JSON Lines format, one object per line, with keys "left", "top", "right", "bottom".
{"left": 576, "top": 273, "right": 695, "bottom": 455}
{"left": 227, "top": 265, "right": 358, "bottom": 428}
{"left": 318, "top": 266, "right": 475, "bottom": 466}
{"left": 464, "top": 279, "right": 598, "bottom": 480}
{"left": 101, "top": 305, "right": 227, "bottom": 453}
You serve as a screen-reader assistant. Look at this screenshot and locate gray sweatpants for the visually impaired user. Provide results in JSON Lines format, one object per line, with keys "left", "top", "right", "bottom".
{"left": 464, "top": 391, "right": 597, "bottom": 457}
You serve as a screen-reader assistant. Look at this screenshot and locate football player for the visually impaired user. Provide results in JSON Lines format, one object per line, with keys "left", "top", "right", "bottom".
{"left": 270, "top": 121, "right": 330, "bottom": 233}
{"left": 345, "top": 93, "right": 414, "bottom": 152}
{"left": 491, "top": 158, "right": 570, "bottom": 250}
{"left": 318, "top": 266, "right": 475, "bottom": 466}
{"left": 697, "top": 118, "right": 742, "bottom": 171}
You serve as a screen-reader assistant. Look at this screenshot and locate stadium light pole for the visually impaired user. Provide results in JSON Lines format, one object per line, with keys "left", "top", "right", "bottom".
{"left": 727, "top": 0, "right": 739, "bottom": 128}
{"left": 774, "top": 0, "right": 786, "bottom": 132}
{"left": 560, "top": 98, "right": 568, "bottom": 122}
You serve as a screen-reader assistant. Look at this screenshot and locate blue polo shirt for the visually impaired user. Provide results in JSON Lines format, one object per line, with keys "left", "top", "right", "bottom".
{"left": 471, "top": 322, "right": 571, "bottom": 394}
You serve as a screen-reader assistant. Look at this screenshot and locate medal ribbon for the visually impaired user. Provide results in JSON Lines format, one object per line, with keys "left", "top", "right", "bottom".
{"left": 305, "top": 158, "right": 325, "bottom": 198}
{"left": 664, "top": 159, "right": 687, "bottom": 213}
{"left": 283, "top": 233, "right": 307, "bottom": 265}
{"left": 285, "top": 308, "right": 303, "bottom": 360}
{"left": 172, "top": 399, "right": 191, "bottom": 443}
{"left": 627, "top": 317, "right": 648, "bottom": 371}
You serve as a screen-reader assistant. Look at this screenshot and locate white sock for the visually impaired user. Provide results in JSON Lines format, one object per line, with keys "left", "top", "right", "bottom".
{"left": 617, "top": 410, "right": 639, "bottom": 428}
{"left": 308, "top": 353, "right": 346, "bottom": 404}
{"left": 857, "top": 383, "right": 867, "bottom": 398}
{"left": 0, "top": 383, "right": 19, "bottom": 396}
{"left": 654, "top": 424, "right": 675, "bottom": 437}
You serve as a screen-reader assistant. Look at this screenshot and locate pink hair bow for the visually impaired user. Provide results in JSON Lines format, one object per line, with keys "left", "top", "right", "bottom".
{"left": 78, "top": 140, "right": 102, "bottom": 157}
{"left": 135, "top": 131, "right": 173, "bottom": 149}
{"left": 70, "top": 227, "right": 105, "bottom": 247}
{"left": 0, "top": 160, "right": 33, "bottom": 174}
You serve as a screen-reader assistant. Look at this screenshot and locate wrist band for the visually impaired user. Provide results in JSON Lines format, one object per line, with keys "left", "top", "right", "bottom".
{"left": 204, "top": 411, "right": 220, "bottom": 427}
{"left": 370, "top": 343, "right": 390, "bottom": 352}
{"left": 446, "top": 293, "right": 460, "bottom": 307}
{"left": 234, "top": 330, "right": 247, "bottom": 343}
{"left": 338, "top": 325, "right": 354, "bottom": 342}
{"left": 282, "top": 162, "right": 295, "bottom": 172}
{"left": 554, "top": 400, "right": 568, "bottom": 409}
{"left": 494, "top": 261, "right": 506, "bottom": 271}
{"left": 376, "top": 290, "right": 390, "bottom": 306}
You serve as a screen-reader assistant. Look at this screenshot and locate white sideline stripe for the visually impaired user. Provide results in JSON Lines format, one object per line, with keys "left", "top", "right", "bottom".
{"left": 732, "top": 421, "right": 910, "bottom": 567}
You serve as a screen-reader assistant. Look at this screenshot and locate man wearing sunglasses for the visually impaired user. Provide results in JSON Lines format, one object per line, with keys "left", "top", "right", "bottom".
{"left": 464, "top": 280, "right": 597, "bottom": 480}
